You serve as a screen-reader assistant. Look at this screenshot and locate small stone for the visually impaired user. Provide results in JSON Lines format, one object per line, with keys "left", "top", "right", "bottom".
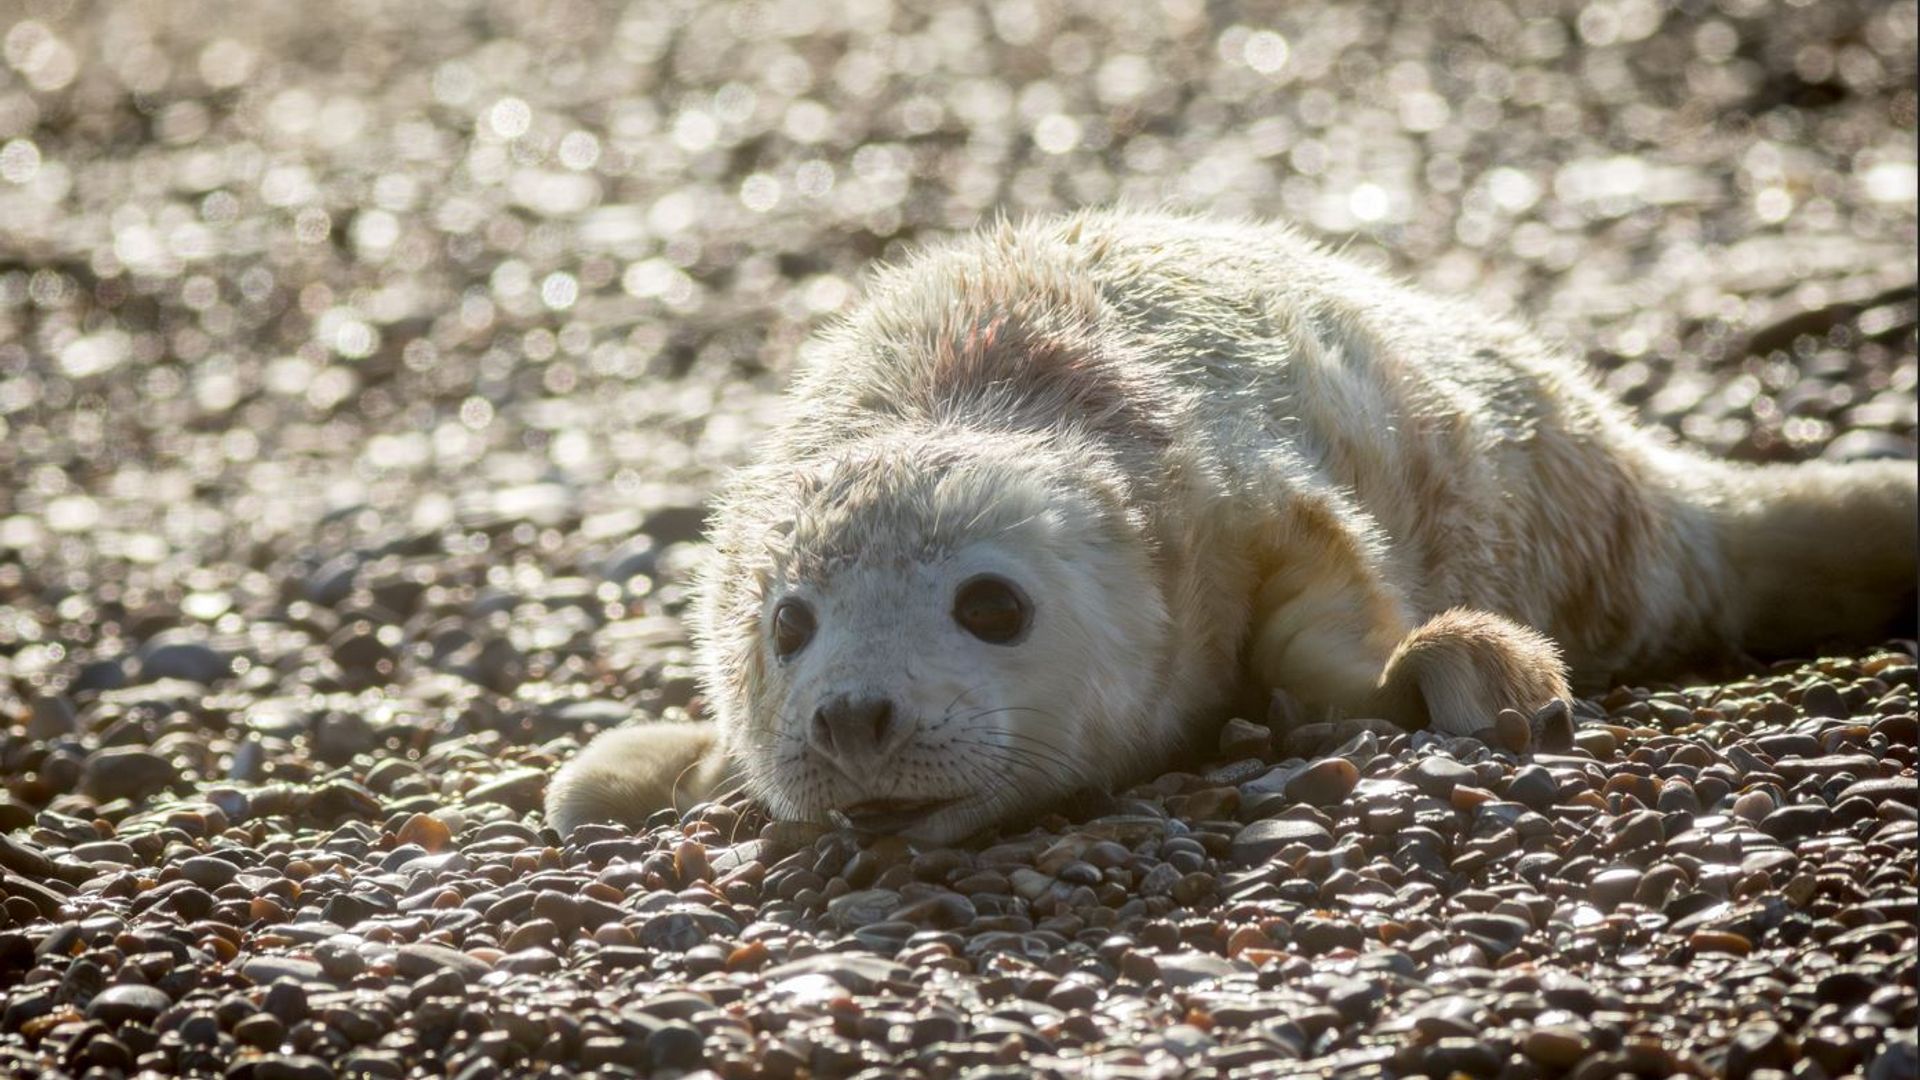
{"left": 1231, "top": 818, "right": 1332, "bottom": 863}
{"left": 1285, "top": 757, "right": 1359, "bottom": 806}
{"left": 674, "top": 839, "right": 710, "bottom": 882}
{"left": 1657, "top": 781, "right": 1701, "bottom": 814}
{"left": 499, "top": 946, "right": 562, "bottom": 974}
{"left": 80, "top": 1033, "right": 131, "bottom": 1071}
{"left": 134, "top": 630, "right": 229, "bottom": 684}
{"left": 1154, "top": 951, "right": 1239, "bottom": 987}
{"left": 394, "top": 943, "right": 492, "bottom": 981}
{"left": 1799, "top": 682, "right": 1849, "bottom": 719}
{"left": 86, "top": 984, "right": 171, "bottom": 1026}
{"left": 1493, "top": 708, "right": 1532, "bottom": 753}
{"left": 235, "top": 1011, "right": 287, "bottom": 1049}
{"left": 1758, "top": 802, "right": 1828, "bottom": 842}
{"left": 80, "top": 748, "right": 179, "bottom": 801}
{"left": 239, "top": 958, "right": 325, "bottom": 986}
{"left": 1507, "top": 764, "right": 1558, "bottom": 809}
{"left": 1725, "top": 1020, "right": 1792, "bottom": 1079}
{"left": 827, "top": 889, "right": 902, "bottom": 929}
{"left": 175, "top": 855, "right": 239, "bottom": 889}
{"left": 639, "top": 911, "right": 710, "bottom": 952}
{"left": 366, "top": 759, "right": 420, "bottom": 793}
{"left": 464, "top": 768, "right": 546, "bottom": 812}
{"left": 27, "top": 696, "right": 76, "bottom": 739}
{"left": 1408, "top": 756, "right": 1476, "bottom": 799}
{"left": 254, "top": 1054, "right": 334, "bottom": 1080}
{"left": 1428, "top": 1038, "right": 1503, "bottom": 1077}
{"left": 1169, "top": 786, "right": 1240, "bottom": 820}
{"left": 1218, "top": 717, "right": 1273, "bottom": 758}
{"left": 313, "top": 711, "right": 379, "bottom": 762}
{"left": 1589, "top": 868, "right": 1642, "bottom": 909}
{"left": 396, "top": 813, "right": 454, "bottom": 852}
{"left": 503, "top": 919, "right": 558, "bottom": 953}
{"left": 1534, "top": 700, "right": 1575, "bottom": 751}
{"left": 1523, "top": 1027, "right": 1592, "bottom": 1068}
{"left": 762, "top": 953, "right": 909, "bottom": 995}
{"left": 1868, "top": 1034, "right": 1918, "bottom": 1080}
{"left": 1838, "top": 776, "right": 1917, "bottom": 804}
{"left": 1755, "top": 732, "right": 1821, "bottom": 758}
{"left": 648, "top": 1021, "right": 706, "bottom": 1071}
{"left": 314, "top": 936, "right": 366, "bottom": 980}
{"left": 1573, "top": 728, "right": 1618, "bottom": 756}
{"left": 1690, "top": 930, "right": 1753, "bottom": 955}
{"left": 1731, "top": 789, "right": 1774, "bottom": 822}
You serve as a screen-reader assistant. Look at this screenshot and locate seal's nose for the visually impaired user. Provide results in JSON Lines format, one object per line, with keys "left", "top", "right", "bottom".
{"left": 810, "top": 693, "right": 898, "bottom": 766}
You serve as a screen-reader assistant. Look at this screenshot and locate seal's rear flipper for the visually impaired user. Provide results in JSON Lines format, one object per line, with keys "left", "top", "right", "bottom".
{"left": 1712, "top": 459, "right": 1918, "bottom": 657}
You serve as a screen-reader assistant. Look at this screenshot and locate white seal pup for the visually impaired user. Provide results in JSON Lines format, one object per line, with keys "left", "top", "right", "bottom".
{"left": 548, "top": 210, "right": 1917, "bottom": 843}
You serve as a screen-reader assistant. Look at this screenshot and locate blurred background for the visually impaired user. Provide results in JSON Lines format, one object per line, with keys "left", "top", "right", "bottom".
{"left": 0, "top": 0, "right": 1913, "bottom": 753}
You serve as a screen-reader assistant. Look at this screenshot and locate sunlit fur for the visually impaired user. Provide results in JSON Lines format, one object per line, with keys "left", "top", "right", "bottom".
{"left": 547, "top": 209, "right": 1918, "bottom": 841}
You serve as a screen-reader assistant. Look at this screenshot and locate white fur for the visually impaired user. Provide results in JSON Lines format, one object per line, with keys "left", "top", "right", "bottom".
{"left": 547, "top": 210, "right": 1917, "bottom": 841}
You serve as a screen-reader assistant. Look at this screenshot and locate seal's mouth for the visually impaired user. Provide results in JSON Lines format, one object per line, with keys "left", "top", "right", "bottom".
{"left": 830, "top": 797, "right": 960, "bottom": 835}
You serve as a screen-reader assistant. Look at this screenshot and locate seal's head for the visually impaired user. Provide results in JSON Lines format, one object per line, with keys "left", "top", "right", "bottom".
{"left": 695, "top": 428, "right": 1171, "bottom": 843}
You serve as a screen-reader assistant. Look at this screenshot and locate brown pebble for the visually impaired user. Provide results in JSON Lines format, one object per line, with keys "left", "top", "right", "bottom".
{"left": 1450, "top": 785, "right": 1497, "bottom": 811}
{"left": 1573, "top": 729, "right": 1618, "bottom": 757}
{"left": 1731, "top": 789, "right": 1774, "bottom": 822}
{"left": 233, "top": 1012, "right": 285, "bottom": 1050}
{"left": 1168, "top": 787, "right": 1239, "bottom": 821}
{"left": 1284, "top": 757, "right": 1359, "bottom": 807}
{"left": 1226, "top": 925, "right": 1273, "bottom": 958}
{"left": 594, "top": 924, "right": 636, "bottom": 947}
{"left": 1523, "top": 1026, "right": 1592, "bottom": 1068}
{"left": 1589, "top": 867, "right": 1642, "bottom": 908}
{"left": 1119, "top": 951, "right": 1159, "bottom": 982}
{"left": 1494, "top": 708, "right": 1532, "bottom": 753}
{"left": 504, "top": 918, "right": 557, "bottom": 952}
{"left": 675, "top": 839, "right": 710, "bottom": 883}
{"left": 1634, "top": 863, "right": 1686, "bottom": 907}
{"left": 727, "top": 941, "right": 770, "bottom": 972}
{"left": 1690, "top": 930, "right": 1752, "bottom": 955}
{"left": 397, "top": 812, "right": 453, "bottom": 853}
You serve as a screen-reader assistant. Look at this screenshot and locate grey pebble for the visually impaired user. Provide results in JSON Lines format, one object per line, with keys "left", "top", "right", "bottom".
{"left": 394, "top": 943, "right": 492, "bottom": 980}
{"left": 1232, "top": 817, "right": 1333, "bottom": 863}
{"left": 80, "top": 747, "right": 180, "bottom": 801}
{"left": 85, "top": 983, "right": 171, "bottom": 1025}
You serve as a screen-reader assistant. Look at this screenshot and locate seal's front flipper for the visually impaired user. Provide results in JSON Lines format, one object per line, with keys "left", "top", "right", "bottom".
{"left": 1366, "top": 608, "right": 1571, "bottom": 737}
{"left": 544, "top": 721, "right": 731, "bottom": 837}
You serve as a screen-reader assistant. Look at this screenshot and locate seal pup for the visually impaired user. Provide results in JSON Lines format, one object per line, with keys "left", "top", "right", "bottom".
{"left": 548, "top": 209, "right": 1917, "bottom": 843}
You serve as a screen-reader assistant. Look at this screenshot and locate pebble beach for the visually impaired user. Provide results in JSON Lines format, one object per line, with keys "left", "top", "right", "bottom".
{"left": 0, "top": 1, "right": 1914, "bottom": 1077}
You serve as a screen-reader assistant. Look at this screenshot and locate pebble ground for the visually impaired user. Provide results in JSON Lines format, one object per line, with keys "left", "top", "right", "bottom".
{"left": 0, "top": 1, "right": 1914, "bottom": 1078}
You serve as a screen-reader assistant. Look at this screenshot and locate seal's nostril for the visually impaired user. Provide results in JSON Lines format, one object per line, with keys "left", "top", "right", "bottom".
{"left": 810, "top": 705, "right": 835, "bottom": 755}
{"left": 812, "top": 693, "right": 898, "bottom": 761}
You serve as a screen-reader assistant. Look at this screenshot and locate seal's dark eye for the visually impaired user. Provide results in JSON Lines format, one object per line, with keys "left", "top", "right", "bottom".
{"left": 771, "top": 599, "right": 815, "bottom": 660}
{"left": 953, "top": 576, "right": 1030, "bottom": 644}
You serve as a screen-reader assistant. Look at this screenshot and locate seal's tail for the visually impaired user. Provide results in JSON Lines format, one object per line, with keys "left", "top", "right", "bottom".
{"left": 1712, "top": 458, "right": 1917, "bottom": 656}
